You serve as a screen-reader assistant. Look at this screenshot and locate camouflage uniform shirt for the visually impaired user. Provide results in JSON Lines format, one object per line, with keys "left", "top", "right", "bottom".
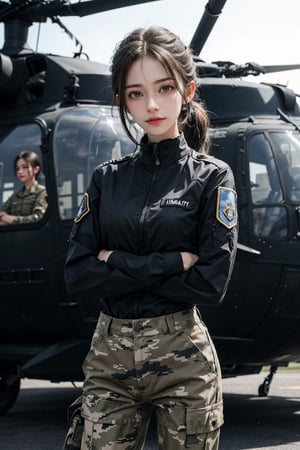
{"left": 0, "top": 181, "right": 47, "bottom": 224}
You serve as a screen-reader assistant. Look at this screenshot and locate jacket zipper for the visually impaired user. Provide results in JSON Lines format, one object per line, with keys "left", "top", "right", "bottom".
{"left": 139, "top": 144, "right": 160, "bottom": 252}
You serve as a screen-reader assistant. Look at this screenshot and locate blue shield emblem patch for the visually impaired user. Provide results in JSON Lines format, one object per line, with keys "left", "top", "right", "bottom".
{"left": 74, "top": 193, "right": 90, "bottom": 223}
{"left": 216, "top": 187, "right": 237, "bottom": 229}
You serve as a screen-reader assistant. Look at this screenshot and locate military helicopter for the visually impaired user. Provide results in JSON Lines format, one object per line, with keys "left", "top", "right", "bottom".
{"left": 0, "top": 0, "right": 300, "bottom": 415}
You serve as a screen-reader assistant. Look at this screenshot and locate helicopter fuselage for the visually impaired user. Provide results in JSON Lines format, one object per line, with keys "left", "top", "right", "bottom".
{"left": 0, "top": 9, "right": 300, "bottom": 411}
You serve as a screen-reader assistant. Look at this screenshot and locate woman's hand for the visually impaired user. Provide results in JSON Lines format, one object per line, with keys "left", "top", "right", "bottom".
{"left": 97, "top": 249, "right": 113, "bottom": 263}
{"left": 0, "top": 212, "right": 16, "bottom": 226}
{"left": 180, "top": 252, "right": 199, "bottom": 271}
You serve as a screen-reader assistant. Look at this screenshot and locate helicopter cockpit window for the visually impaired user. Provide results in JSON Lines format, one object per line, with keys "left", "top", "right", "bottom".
{"left": 268, "top": 131, "right": 300, "bottom": 202}
{"left": 249, "top": 134, "right": 283, "bottom": 204}
{"left": 248, "top": 133, "right": 287, "bottom": 238}
{"left": 54, "top": 106, "right": 139, "bottom": 220}
{"left": 0, "top": 123, "right": 47, "bottom": 227}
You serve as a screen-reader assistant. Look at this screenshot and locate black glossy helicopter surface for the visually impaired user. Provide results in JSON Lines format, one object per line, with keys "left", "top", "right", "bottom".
{"left": 0, "top": 0, "right": 300, "bottom": 414}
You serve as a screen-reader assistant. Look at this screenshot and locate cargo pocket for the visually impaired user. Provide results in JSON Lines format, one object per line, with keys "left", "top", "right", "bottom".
{"left": 62, "top": 395, "right": 84, "bottom": 450}
{"left": 157, "top": 401, "right": 223, "bottom": 449}
{"left": 186, "top": 400, "right": 223, "bottom": 433}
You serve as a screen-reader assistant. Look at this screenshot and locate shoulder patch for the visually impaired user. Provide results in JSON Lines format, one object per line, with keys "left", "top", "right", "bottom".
{"left": 216, "top": 187, "right": 237, "bottom": 229}
{"left": 74, "top": 193, "right": 90, "bottom": 223}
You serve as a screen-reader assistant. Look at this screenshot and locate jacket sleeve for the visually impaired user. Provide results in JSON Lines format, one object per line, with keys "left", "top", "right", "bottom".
{"left": 148, "top": 166, "right": 238, "bottom": 305}
{"left": 64, "top": 170, "right": 146, "bottom": 298}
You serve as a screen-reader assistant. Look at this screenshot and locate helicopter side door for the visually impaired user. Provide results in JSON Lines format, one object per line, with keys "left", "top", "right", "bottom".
{"left": 0, "top": 122, "right": 58, "bottom": 343}
{"left": 218, "top": 128, "right": 300, "bottom": 364}
{"left": 247, "top": 130, "right": 300, "bottom": 360}
{"left": 202, "top": 126, "right": 300, "bottom": 367}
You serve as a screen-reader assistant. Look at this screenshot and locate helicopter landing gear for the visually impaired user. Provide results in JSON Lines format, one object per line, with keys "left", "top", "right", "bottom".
{"left": 258, "top": 365, "right": 278, "bottom": 397}
{"left": 0, "top": 372, "right": 21, "bottom": 415}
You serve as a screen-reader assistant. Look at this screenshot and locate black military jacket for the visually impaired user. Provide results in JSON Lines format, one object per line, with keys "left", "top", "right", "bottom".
{"left": 65, "top": 134, "right": 238, "bottom": 319}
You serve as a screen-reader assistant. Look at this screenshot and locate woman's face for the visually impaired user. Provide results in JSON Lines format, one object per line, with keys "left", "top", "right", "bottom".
{"left": 124, "top": 56, "right": 194, "bottom": 143}
{"left": 15, "top": 158, "right": 38, "bottom": 186}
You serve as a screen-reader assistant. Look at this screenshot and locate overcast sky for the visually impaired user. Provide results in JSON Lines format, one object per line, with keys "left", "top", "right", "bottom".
{"left": 1, "top": 0, "right": 300, "bottom": 94}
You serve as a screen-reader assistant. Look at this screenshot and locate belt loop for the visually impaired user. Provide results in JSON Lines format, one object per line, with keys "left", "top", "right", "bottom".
{"left": 165, "top": 314, "right": 176, "bottom": 334}
{"left": 100, "top": 313, "right": 112, "bottom": 336}
{"left": 195, "top": 306, "right": 202, "bottom": 321}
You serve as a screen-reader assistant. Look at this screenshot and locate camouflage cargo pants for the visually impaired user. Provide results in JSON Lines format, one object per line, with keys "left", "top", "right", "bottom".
{"left": 81, "top": 307, "right": 223, "bottom": 449}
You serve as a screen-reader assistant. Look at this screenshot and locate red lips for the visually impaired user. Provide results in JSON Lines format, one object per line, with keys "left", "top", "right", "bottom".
{"left": 146, "top": 117, "right": 165, "bottom": 125}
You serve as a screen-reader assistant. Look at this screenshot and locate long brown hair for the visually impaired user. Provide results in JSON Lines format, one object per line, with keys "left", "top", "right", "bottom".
{"left": 110, "top": 26, "right": 210, "bottom": 153}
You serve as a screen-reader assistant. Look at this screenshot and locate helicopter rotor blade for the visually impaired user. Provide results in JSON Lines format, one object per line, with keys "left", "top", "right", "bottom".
{"left": 41, "top": 0, "right": 160, "bottom": 18}
{"left": 0, "top": 0, "right": 160, "bottom": 21}
{"left": 190, "top": 0, "right": 227, "bottom": 56}
{"left": 262, "top": 64, "right": 300, "bottom": 74}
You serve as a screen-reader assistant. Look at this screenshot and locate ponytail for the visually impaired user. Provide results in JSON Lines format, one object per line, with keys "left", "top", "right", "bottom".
{"left": 180, "top": 99, "right": 210, "bottom": 154}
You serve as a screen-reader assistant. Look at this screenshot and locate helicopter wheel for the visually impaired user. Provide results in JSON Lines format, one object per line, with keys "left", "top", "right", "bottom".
{"left": 258, "top": 365, "right": 278, "bottom": 397}
{"left": 258, "top": 380, "right": 270, "bottom": 397}
{"left": 0, "top": 373, "right": 21, "bottom": 415}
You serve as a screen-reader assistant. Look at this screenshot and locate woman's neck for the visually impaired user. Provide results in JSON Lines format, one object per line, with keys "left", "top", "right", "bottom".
{"left": 24, "top": 179, "right": 36, "bottom": 190}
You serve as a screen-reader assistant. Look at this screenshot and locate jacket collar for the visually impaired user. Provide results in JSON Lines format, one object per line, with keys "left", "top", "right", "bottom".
{"left": 138, "top": 134, "right": 191, "bottom": 168}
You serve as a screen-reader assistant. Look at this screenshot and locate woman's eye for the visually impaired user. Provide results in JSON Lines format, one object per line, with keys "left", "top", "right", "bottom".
{"left": 160, "top": 85, "right": 174, "bottom": 93}
{"left": 16, "top": 165, "right": 29, "bottom": 171}
{"left": 128, "top": 91, "right": 142, "bottom": 99}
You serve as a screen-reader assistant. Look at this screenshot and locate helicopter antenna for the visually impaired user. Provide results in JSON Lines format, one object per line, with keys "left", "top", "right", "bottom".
{"left": 35, "top": 21, "right": 41, "bottom": 52}
{"left": 51, "top": 14, "right": 83, "bottom": 56}
{"left": 277, "top": 108, "right": 300, "bottom": 132}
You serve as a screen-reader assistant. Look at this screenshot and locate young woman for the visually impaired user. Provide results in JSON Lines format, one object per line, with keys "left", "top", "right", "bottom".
{"left": 0, "top": 151, "right": 47, "bottom": 225}
{"left": 65, "top": 26, "right": 238, "bottom": 450}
